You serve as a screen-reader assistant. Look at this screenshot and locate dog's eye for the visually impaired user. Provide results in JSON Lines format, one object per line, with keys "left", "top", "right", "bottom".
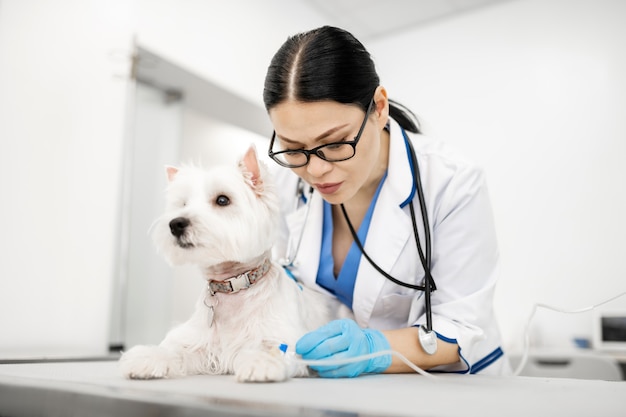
{"left": 215, "top": 195, "right": 230, "bottom": 206}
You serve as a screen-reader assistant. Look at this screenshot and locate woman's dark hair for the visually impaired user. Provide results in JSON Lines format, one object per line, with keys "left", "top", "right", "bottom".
{"left": 263, "top": 26, "right": 420, "bottom": 134}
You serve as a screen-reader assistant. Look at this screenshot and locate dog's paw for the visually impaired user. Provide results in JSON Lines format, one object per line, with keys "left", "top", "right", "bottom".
{"left": 233, "top": 351, "right": 290, "bottom": 383}
{"left": 119, "top": 345, "right": 184, "bottom": 380}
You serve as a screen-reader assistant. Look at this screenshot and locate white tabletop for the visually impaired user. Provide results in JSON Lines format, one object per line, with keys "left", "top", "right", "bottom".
{"left": 0, "top": 360, "right": 625, "bottom": 417}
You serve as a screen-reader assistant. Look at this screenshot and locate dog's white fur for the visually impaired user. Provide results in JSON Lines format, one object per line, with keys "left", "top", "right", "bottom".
{"left": 119, "top": 146, "right": 337, "bottom": 382}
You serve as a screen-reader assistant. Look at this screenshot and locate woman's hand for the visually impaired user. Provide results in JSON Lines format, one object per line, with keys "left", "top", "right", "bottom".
{"left": 296, "top": 319, "right": 392, "bottom": 378}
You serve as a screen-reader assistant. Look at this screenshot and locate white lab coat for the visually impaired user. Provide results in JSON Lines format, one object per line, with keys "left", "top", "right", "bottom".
{"left": 270, "top": 118, "right": 510, "bottom": 375}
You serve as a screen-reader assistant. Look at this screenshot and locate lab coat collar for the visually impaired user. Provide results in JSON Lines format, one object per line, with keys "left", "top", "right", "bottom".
{"left": 386, "top": 118, "right": 417, "bottom": 208}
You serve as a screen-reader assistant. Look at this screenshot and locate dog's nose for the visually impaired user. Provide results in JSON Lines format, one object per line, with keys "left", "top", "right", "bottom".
{"left": 169, "top": 217, "right": 190, "bottom": 237}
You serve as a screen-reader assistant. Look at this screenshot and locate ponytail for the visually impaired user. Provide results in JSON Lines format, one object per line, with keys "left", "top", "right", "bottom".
{"left": 389, "top": 99, "right": 421, "bottom": 134}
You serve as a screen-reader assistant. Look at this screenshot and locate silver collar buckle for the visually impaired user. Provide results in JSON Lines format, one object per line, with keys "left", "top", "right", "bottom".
{"left": 227, "top": 272, "right": 251, "bottom": 293}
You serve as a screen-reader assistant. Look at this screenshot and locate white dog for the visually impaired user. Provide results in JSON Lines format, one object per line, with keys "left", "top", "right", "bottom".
{"left": 119, "top": 146, "right": 336, "bottom": 382}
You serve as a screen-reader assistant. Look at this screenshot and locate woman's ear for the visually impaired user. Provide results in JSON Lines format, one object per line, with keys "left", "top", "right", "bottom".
{"left": 373, "top": 85, "right": 389, "bottom": 130}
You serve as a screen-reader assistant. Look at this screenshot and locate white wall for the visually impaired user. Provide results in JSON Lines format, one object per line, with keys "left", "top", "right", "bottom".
{"left": 368, "top": 0, "right": 626, "bottom": 352}
{"left": 120, "top": 83, "right": 183, "bottom": 347}
{"left": 134, "top": 0, "right": 328, "bottom": 107}
{"left": 0, "top": 0, "right": 133, "bottom": 356}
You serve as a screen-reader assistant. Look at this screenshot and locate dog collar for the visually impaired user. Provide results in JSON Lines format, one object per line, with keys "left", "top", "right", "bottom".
{"left": 208, "top": 258, "right": 271, "bottom": 296}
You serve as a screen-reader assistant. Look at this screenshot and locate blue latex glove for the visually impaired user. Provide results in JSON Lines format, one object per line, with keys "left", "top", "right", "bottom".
{"left": 295, "top": 319, "right": 392, "bottom": 378}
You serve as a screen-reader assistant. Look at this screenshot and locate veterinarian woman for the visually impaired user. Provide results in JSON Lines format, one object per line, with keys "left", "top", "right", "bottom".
{"left": 264, "top": 26, "right": 510, "bottom": 377}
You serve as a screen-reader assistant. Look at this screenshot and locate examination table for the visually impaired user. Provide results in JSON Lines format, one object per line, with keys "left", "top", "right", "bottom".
{"left": 0, "top": 359, "right": 625, "bottom": 416}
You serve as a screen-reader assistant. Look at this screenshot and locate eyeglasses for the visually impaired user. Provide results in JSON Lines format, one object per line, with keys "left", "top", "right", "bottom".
{"left": 268, "top": 98, "right": 375, "bottom": 168}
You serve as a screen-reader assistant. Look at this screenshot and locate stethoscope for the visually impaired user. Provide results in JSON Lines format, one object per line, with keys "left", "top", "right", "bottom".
{"left": 280, "top": 179, "right": 314, "bottom": 269}
{"left": 280, "top": 128, "right": 438, "bottom": 355}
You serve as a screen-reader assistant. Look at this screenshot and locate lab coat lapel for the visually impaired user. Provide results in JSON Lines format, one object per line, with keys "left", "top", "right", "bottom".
{"left": 352, "top": 119, "right": 416, "bottom": 327}
{"left": 351, "top": 187, "right": 413, "bottom": 327}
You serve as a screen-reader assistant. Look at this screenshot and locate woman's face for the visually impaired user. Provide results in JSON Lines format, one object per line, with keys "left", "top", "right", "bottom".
{"left": 269, "top": 96, "right": 389, "bottom": 205}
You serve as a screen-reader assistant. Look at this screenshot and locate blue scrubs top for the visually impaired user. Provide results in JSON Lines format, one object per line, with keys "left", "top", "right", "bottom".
{"left": 316, "top": 172, "right": 388, "bottom": 309}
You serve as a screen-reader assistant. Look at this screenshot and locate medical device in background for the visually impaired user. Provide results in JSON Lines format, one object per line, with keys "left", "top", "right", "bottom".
{"left": 593, "top": 310, "right": 626, "bottom": 352}
{"left": 513, "top": 291, "right": 626, "bottom": 377}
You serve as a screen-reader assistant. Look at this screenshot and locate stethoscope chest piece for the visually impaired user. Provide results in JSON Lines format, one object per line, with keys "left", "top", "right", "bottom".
{"left": 418, "top": 325, "right": 438, "bottom": 355}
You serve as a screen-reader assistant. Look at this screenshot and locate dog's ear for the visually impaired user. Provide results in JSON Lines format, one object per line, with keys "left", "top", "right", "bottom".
{"left": 239, "top": 145, "right": 264, "bottom": 195}
{"left": 165, "top": 165, "right": 179, "bottom": 182}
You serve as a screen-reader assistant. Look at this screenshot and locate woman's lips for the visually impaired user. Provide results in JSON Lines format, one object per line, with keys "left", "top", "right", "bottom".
{"left": 314, "top": 182, "right": 342, "bottom": 195}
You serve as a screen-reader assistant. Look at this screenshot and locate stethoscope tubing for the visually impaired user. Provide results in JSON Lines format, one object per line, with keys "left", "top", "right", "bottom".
{"left": 281, "top": 184, "right": 314, "bottom": 268}
{"left": 406, "top": 137, "right": 435, "bottom": 333}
